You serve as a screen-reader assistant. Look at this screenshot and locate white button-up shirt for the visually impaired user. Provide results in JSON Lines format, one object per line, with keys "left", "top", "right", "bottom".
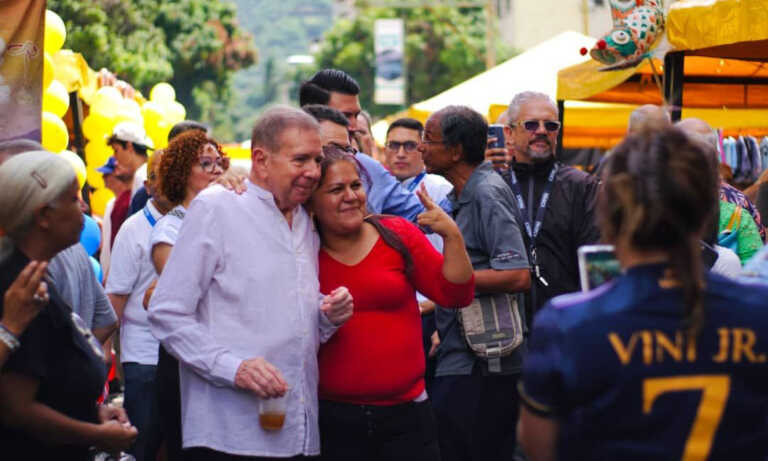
{"left": 148, "top": 181, "right": 338, "bottom": 457}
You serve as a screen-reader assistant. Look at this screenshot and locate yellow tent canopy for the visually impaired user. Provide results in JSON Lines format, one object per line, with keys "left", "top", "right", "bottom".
{"left": 555, "top": 0, "right": 768, "bottom": 147}
{"left": 666, "top": 0, "right": 768, "bottom": 58}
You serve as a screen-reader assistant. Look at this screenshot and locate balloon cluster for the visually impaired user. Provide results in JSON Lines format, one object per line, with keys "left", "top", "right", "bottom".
{"left": 40, "top": 9, "right": 187, "bottom": 282}
{"left": 42, "top": 10, "right": 103, "bottom": 280}
{"left": 41, "top": 9, "right": 187, "bottom": 218}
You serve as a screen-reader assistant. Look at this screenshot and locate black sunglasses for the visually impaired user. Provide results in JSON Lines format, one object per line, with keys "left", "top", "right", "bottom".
{"left": 515, "top": 120, "right": 561, "bottom": 133}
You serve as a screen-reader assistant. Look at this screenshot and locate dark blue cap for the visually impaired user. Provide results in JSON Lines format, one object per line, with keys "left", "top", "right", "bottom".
{"left": 97, "top": 156, "right": 117, "bottom": 174}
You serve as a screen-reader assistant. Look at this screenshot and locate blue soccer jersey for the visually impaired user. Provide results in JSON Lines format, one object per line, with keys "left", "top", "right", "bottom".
{"left": 521, "top": 263, "right": 768, "bottom": 460}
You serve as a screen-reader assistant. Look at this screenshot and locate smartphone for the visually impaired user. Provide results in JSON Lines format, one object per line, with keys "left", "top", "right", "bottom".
{"left": 577, "top": 245, "right": 622, "bottom": 292}
{"left": 488, "top": 124, "right": 505, "bottom": 149}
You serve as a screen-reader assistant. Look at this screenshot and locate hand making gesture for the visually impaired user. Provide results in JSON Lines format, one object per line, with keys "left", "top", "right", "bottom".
{"left": 416, "top": 184, "right": 461, "bottom": 240}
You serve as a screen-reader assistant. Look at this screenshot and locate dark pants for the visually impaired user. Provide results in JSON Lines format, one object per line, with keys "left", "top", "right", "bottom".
{"left": 318, "top": 399, "right": 440, "bottom": 461}
{"left": 152, "top": 344, "right": 183, "bottom": 461}
{"left": 431, "top": 371, "right": 520, "bottom": 461}
{"left": 185, "top": 447, "right": 317, "bottom": 461}
{"left": 122, "top": 362, "right": 159, "bottom": 461}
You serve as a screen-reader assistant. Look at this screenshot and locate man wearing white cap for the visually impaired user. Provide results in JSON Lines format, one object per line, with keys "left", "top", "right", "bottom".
{"left": 108, "top": 121, "right": 154, "bottom": 200}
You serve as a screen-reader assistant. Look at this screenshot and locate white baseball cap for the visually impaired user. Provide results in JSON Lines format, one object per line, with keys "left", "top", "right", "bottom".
{"left": 107, "top": 121, "right": 154, "bottom": 149}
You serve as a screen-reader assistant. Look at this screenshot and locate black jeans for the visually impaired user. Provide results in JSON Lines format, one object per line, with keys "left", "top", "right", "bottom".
{"left": 185, "top": 447, "right": 317, "bottom": 461}
{"left": 431, "top": 371, "right": 520, "bottom": 461}
{"left": 149, "top": 344, "right": 183, "bottom": 461}
{"left": 319, "top": 399, "right": 440, "bottom": 461}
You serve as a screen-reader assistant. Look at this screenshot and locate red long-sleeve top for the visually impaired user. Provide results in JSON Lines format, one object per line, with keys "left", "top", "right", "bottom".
{"left": 318, "top": 216, "right": 474, "bottom": 405}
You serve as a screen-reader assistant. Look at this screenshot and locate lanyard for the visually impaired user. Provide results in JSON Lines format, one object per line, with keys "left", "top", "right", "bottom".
{"left": 405, "top": 171, "right": 427, "bottom": 192}
{"left": 506, "top": 163, "right": 559, "bottom": 286}
{"left": 143, "top": 205, "right": 157, "bottom": 227}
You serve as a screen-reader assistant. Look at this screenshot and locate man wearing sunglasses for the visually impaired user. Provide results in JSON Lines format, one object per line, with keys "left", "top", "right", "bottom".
{"left": 500, "top": 91, "right": 600, "bottom": 318}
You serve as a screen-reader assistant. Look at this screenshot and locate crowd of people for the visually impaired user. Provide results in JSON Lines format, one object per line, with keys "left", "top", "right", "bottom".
{"left": 1, "top": 67, "right": 767, "bottom": 461}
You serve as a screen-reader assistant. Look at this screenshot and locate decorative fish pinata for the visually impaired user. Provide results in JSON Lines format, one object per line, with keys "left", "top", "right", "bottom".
{"left": 581, "top": 0, "right": 665, "bottom": 70}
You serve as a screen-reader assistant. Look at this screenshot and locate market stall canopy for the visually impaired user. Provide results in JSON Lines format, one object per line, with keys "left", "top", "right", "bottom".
{"left": 558, "top": 0, "right": 768, "bottom": 107}
{"left": 558, "top": 56, "right": 768, "bottom": 107}
{"left": 666, "top": 0, "right": 768, "bottom": 60}
{"left": 553, "top": 0, "right": 768, "bottom": 147}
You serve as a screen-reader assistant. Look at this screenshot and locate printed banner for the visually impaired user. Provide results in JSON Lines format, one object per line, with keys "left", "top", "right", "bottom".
{"left": 374, "top": 18, "right": 405, "bottom": 106}
{"left": 0, "top": 0, "right": 45, "bottom": 142}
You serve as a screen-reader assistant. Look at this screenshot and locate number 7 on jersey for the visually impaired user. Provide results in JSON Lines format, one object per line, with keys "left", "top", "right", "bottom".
{"left": 643, "top": 375, "right": 731, "bottom": 461}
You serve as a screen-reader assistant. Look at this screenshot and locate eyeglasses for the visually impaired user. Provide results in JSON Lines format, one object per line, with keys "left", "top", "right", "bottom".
{"left": 198, "top": 156, "right": 228, "bottom": 173}
{"left": 515, "top": 120, "right": 561, "bottom": 133}
{"left": 386, "top": 141, "right": 419, "bottom": 153}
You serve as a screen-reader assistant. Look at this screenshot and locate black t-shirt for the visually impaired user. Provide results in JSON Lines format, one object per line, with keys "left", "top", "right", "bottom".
{"left": 503, "top": 157, "right": 601, "bottom": 316}
{"left": 0, "top": 249, "right": 107, "bottom": 460}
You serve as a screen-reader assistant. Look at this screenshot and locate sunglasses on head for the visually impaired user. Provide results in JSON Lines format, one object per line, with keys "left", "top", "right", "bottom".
{"left": 516, "top": 120, "right": 561, "bottom": 133}
{"left": 386, "top": 141, "right": 419, "bottom": 153}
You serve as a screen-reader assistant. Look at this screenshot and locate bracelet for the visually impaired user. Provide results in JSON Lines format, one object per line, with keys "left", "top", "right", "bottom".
{"left": 0, "top": 323, "right": 21, "bottom": 352}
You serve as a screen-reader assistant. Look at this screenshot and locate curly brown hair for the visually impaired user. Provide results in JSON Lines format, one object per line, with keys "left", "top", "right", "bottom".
{"left": 158, "top": 130, "right": 226, "bottom": 205}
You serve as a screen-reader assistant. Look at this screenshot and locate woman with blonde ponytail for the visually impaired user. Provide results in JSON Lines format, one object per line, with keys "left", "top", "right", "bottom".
{"left": 517, "top": 128, "right": 768, "bottom": 461}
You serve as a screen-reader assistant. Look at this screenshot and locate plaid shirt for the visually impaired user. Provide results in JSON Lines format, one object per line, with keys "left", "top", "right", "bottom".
{"left": 720, "top": 182, "right": 766, "bottom": 243}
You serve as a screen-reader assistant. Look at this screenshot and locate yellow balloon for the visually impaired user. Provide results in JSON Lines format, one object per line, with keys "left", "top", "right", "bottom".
{"left": 141, "top": 101, "right": 166, "bottom": 127}
{"left": 87, "top": 166, "right": 106, "bottom": 190}
{"left": 147, "top": 120, "right": 172, "bottom": 150}
{"left": 41, "top": 111, "right": 68, "bottom": 152}
{"left": 44, "top": 10, "right": 66, "bottom": 55}
{"left": 43, "top": 80, "right": 70, "bottom": 117}
{"left": 43, "top": 52, "right": 54, "bottom": 90}
{"left": 164, "top": 101, "right": 186, "bottom": 125}
{"left": 90, "top": 87, "right": 121, "bottom": 120}
{"left": 85, "top": 141, "right": 113, "bottom": 167}
{"left": 59, "top": 150, "right": 87, "bottom": 189}
{"left": 82, "top": 112, "right": 116, "bottom": 141}
{"left": 90, "top": 188, "right": 115, "bottom": 217}
{"left": 114, "top": 98, "right": 143, "bottom": 125}
{"left": 150, "top": 82, "right": 175, "bottom": 104}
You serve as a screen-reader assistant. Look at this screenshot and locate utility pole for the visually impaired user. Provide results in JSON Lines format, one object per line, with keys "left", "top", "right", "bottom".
{"left": 581, "top": 0, "right": 590, "bottom": 36}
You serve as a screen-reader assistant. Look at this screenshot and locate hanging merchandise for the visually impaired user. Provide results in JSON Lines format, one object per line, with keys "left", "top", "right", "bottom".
{"left": 719, "top": 135, "right": 768, "bottom": 186}
{"left": 761, "top": 138, "right": 768, "bottom": 174}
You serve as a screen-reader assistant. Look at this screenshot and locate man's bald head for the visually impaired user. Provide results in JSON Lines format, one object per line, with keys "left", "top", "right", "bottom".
{"left": 676, "top": 117, "right": 719, "bottom": 153}
{"left": 627, "top": 105, "right": 671, "bottom": 135}
{"left": 676, "top": 117, "right": 713, "bottom": 137}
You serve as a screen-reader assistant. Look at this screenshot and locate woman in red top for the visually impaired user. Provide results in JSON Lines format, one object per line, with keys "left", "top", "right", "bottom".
{"left": 312, "top": 146, "right": 475, "bottom": 461}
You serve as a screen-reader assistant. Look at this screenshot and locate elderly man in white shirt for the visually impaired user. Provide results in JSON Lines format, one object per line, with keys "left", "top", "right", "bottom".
{"left": 148, "top": 106, "right": 353, "bottom": 460}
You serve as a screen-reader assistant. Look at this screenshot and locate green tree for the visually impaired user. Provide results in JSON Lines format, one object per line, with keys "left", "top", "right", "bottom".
{"left": 47, "top": 0, "right": 257, "bottom": 133}
{"left": 224, "top": 0, "right": 333, "bottom": 140}
{"left": 305, "top": 6, "right": 515, "bottom": 118}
